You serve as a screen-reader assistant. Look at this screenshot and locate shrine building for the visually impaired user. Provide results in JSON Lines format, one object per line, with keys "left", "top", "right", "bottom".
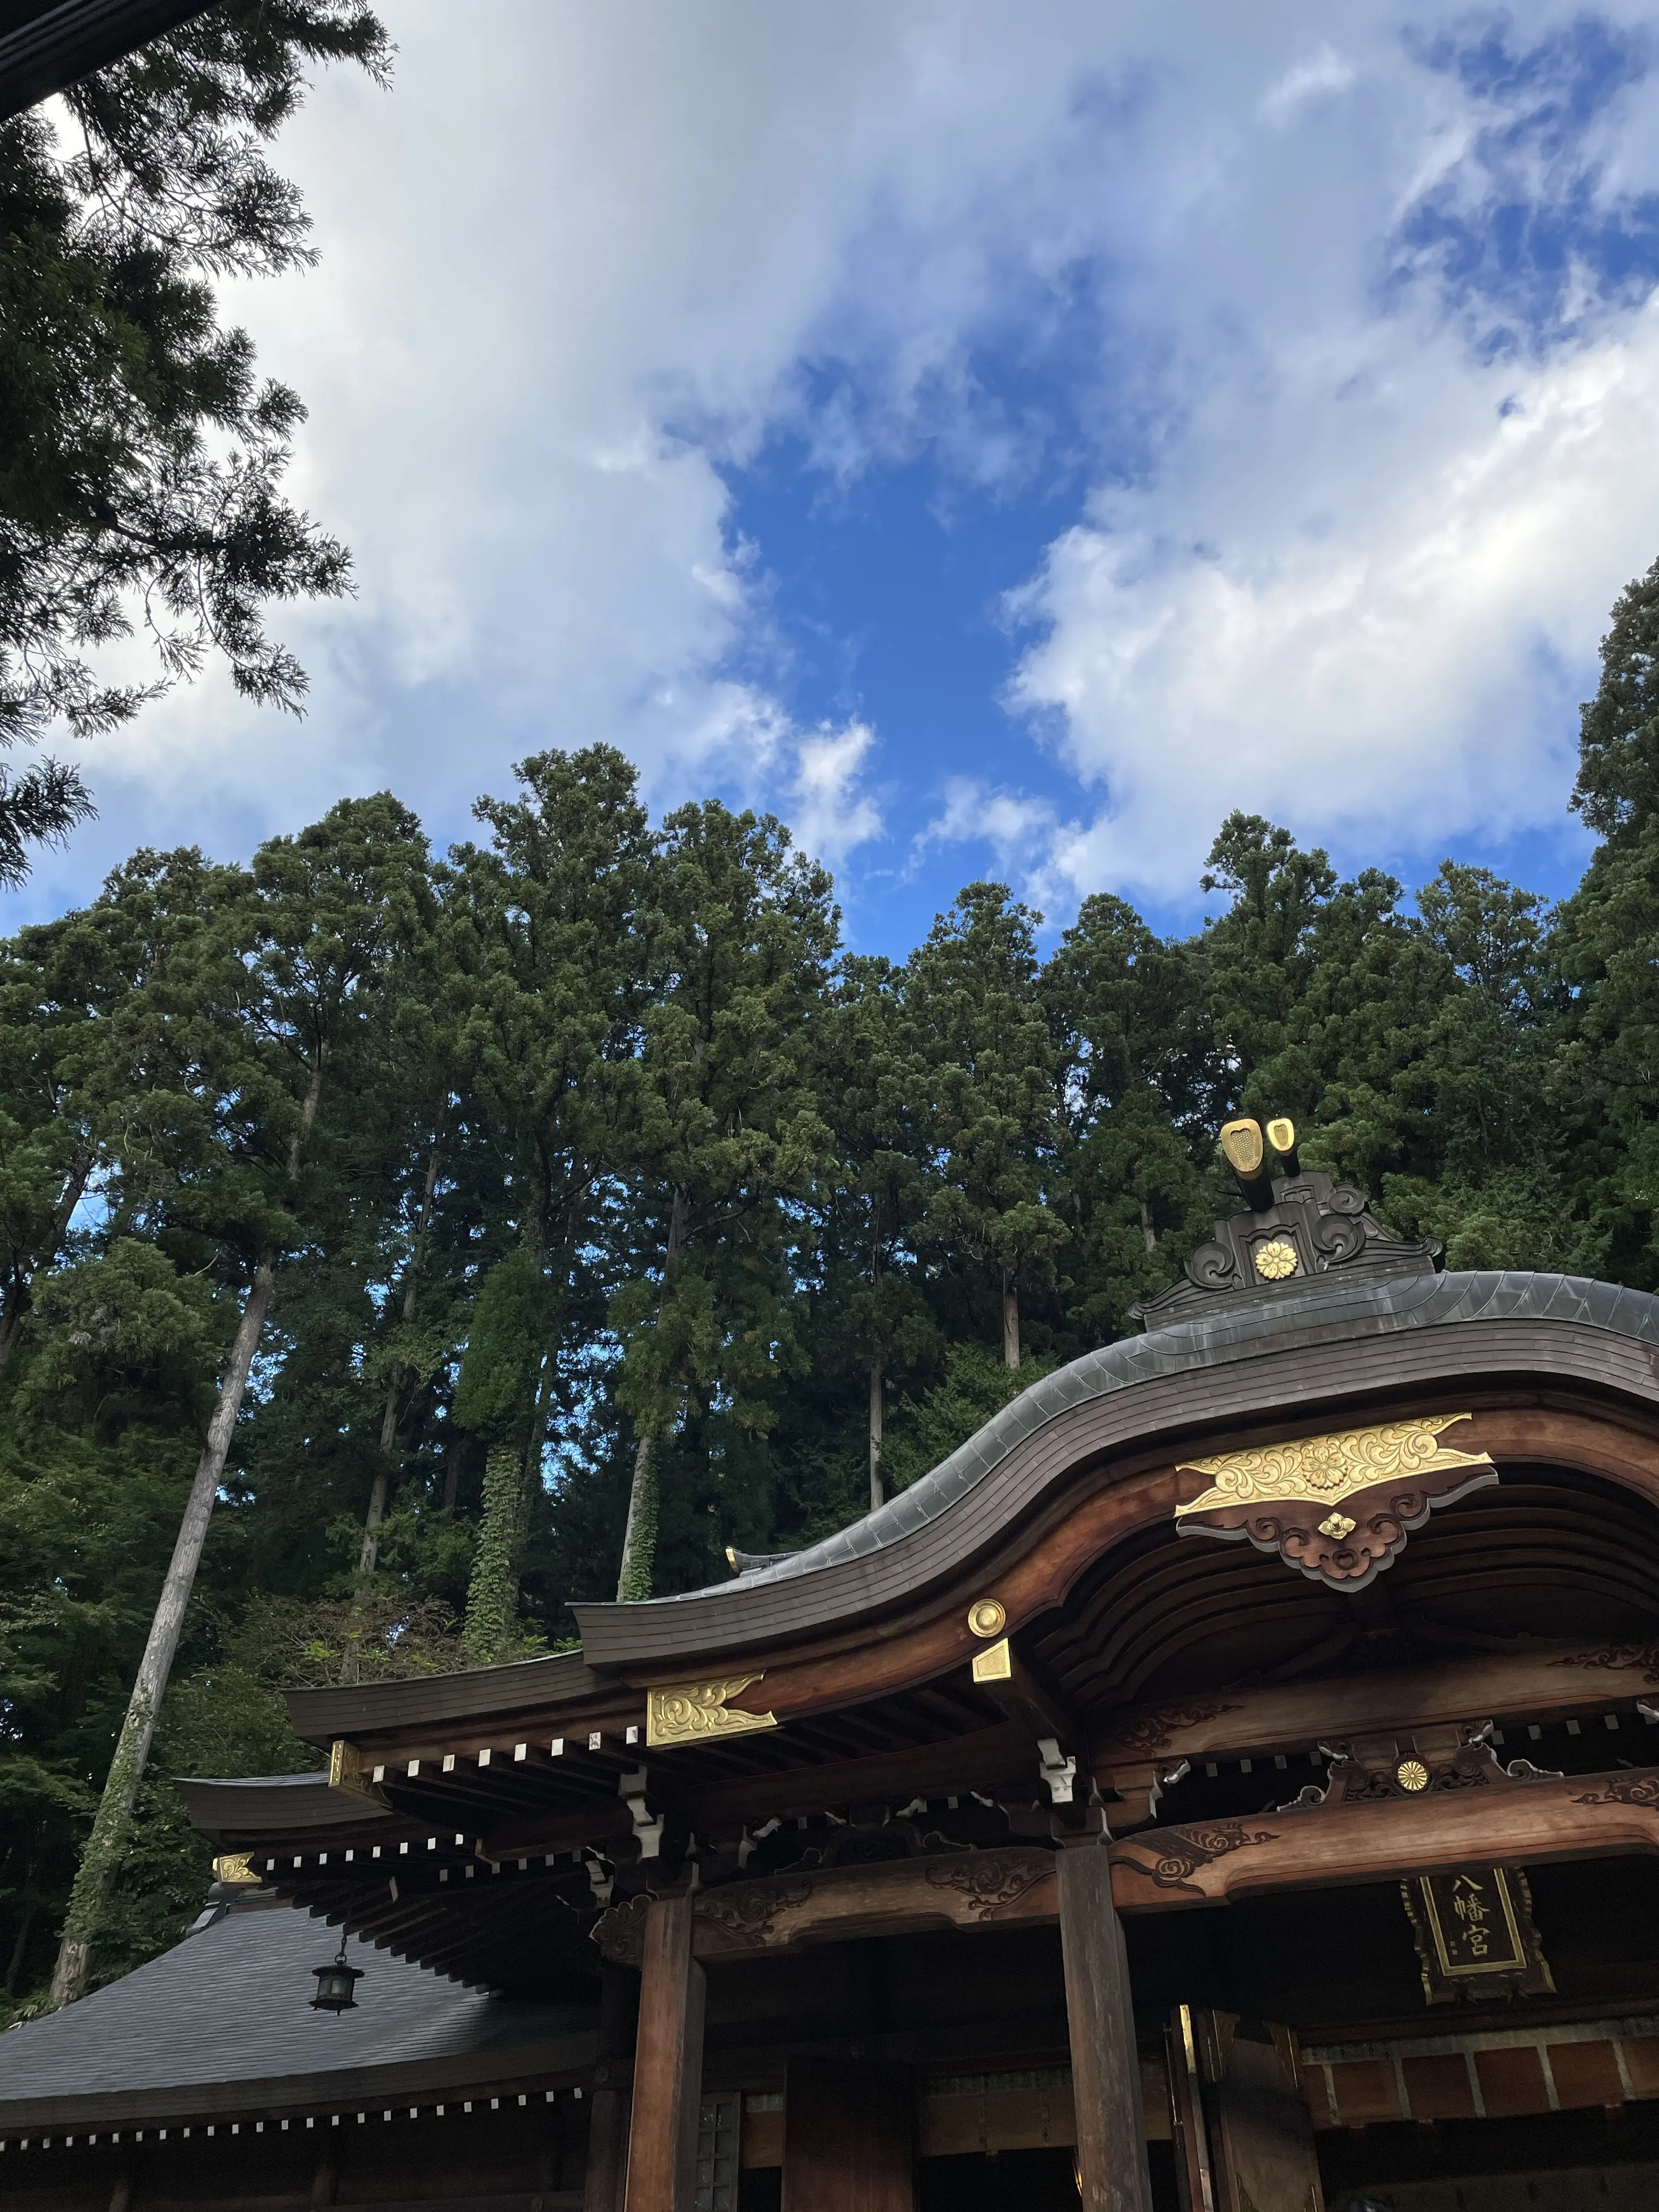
{"left": 8, "top": 1119, "right": 1659, "bottom": 2211}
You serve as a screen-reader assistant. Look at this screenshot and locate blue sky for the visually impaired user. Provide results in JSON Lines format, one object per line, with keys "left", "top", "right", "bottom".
{"left": 20, "top": 1, "right": 1659, "bottom": 953}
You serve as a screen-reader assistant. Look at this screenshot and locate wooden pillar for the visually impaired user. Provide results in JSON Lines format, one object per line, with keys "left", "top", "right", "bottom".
{"left": 1057, "top": 1843, "right": 1154, "bottom": 2212}
{"left": 586, "top": 1962, "right": 637, "bottom": 2212}
{"left": 782, "top": 2058, "right": 915, "bottom": 2211}
{"left": 622, "top": 1894, "right": 707, "bottom": 2212}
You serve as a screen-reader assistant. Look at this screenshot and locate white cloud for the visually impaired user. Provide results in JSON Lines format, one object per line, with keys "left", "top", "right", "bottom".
{"left": 1261, "top": 47, "right": 1358, "bottom": 126}
{"left": 916, "top": 777, "right": 1064, "bottom": 881}
{"left": 791, "top": 721, "right": 884, "bottom": 864}
{"left": 1008, "top": 281, "right": 1659, "bottom": 903}
{"left": 18, "top": 0, "right": 1659, "bottom": 929}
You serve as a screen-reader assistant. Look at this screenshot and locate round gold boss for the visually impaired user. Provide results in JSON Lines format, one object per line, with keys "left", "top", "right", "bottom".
{"left": 967, "top": 1598, "right": 1007, "bottom": 1640}
{"left": 1395, "top": 1757, "right": 1430, "bottom": 1794}
{"left": 1253, "top": 1238, "right": 1299, "bottom": 1281}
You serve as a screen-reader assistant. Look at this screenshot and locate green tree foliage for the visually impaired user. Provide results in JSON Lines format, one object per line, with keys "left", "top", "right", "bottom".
{"left": 12, "top": 549, "right": 1659, "bottom": 2009}
{"left": 905, "top": 883, "right": 1063, "bottom": 1370}
{"left": 0, "top": 3, "right": 390, "bottom": 882}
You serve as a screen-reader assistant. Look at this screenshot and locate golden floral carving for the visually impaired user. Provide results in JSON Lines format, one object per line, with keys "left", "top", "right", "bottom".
{"left": 646, "top": 1673, "right": 778, "bottom": 1748}
{"left": 1252, "top": 1238, "right": 1299, "bottom": 1280}
{"left": 1176, "top": 1414, "right": 1491, "bottom": 1518}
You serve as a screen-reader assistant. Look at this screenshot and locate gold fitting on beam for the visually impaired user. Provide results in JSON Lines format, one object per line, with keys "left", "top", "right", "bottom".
{"left": 646, "top": 1674, "right": 778, "bottom": 1748}
{"left": 967, "top": 1598, "right": 1007, "bottom": 1640}
{"left": 971, "top": 1638, "right": 1013, "bottom": 1683}
{"left": 328, "top": 1738, "right": 388, "bottom": 1808}
{"left": 211, "top": 1852, "right": 261, "bottom": 1887}
{"left": 1266, "top": 1116, "right": 1296, "bottom": 1156}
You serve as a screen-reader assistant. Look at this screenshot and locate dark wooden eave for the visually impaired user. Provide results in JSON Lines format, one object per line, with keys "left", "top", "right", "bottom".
{"left": 0, "top": 0, "right": 213, "bottom": 120}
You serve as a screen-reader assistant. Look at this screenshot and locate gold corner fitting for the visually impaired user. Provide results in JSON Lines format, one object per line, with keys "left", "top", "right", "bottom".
{"left": 211, "top": 1852, "right": 261, "bottom": 1887}
{"left": 328, "top": 1737, "right": 389, "bottom": 1808}
{"left": 971, "top": 1637, "right": 1013, "bottom": 1684}
{"left": 645, "top": 1673, "right": 778, "bottom": 1749}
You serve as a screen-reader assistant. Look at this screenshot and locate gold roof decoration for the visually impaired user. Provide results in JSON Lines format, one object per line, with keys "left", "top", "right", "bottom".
{"left": 1175, "top": 1414, "right": 1492, "bottom": 1519}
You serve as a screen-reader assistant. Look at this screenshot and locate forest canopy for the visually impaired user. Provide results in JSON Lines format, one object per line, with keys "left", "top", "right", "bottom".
{"left": 4, "top": 551, "right": 1659, "bottom": 2014}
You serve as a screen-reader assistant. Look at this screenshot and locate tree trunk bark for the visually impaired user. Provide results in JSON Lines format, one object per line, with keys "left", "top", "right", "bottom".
{"left": 357, "top": 1133, "right": 443, "bottom": 1584}
{"left": 1002, "top": 1272, "right": 1020, "bottom": 1370}
{"left": 868, "top": 1358, "right": 884, "bottom": 1511}
{"left": 0, "top": 1148, "right": 93, "bottom": 1372}
{"left": 615, "top": 1187, "right": 686, "bottom": 1604}
{"left": 4, "top": 1895, "right": 34, "bottom": 1996}
{"left": 47, "top": 1248, "right": 278, "bottom": 2009}
{"left": 46, "top": 1059, "right": 324, "bottom": 2010}
{"left": 1139, "top": 1194, "right": 1157, "bottom": 1255}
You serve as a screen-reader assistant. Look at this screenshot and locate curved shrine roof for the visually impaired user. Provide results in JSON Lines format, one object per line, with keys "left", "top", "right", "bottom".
{"left": 570, "top": 1266, "right": 1659, "bottom": 1667}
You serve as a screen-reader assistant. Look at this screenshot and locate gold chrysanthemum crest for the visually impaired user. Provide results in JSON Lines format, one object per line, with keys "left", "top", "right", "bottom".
{"left": 1175, "top": 1414, "right": 1491, "bottom": 1517}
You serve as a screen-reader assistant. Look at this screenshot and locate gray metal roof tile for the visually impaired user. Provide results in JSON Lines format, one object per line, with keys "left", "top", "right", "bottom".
{"left": 0, "top": 1896, "right": 591, "bottom": 2115}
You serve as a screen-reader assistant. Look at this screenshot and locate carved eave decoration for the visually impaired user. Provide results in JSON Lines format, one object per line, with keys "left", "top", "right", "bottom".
{"left": 645, "top": 1672, "right": 778, "bottom": 1748}
{"left": 1131, "top": 1167, "right": 1441, "bottom": 1325}
{"left": 1174, "top": 1414, "right": 1497, "bottom": 1592}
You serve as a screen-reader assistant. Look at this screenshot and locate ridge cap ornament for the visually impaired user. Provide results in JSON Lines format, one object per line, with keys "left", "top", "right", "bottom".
{"left": 1174, "top": 1414, "right": 1497, "bottom": 1592}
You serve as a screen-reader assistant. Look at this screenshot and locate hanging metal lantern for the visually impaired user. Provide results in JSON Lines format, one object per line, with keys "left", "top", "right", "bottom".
{"left": 310, "top": 1933, "right": 363, "bottom": 2013}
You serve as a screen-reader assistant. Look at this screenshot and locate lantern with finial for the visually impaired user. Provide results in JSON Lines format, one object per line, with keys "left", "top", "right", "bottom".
{"left": 311, "top": 1932, "right": 363, "bottom": 2013}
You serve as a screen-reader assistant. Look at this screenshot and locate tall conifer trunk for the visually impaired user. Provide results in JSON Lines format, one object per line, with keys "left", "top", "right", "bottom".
{"left": 868, "top": 1359, "right": 884, "bottom": 1510}
{"left": 616, "top": 1187, "right": 687, "bottom": 1602}
{"left": 46, "top": 1061, "right": 324, "bottom": 2010}
{"left": 1002, "top": 1272, "right": 1020, "bottom": 1369}
{"left": 357, "top": 1132, "right": 444, "bottom": 1584}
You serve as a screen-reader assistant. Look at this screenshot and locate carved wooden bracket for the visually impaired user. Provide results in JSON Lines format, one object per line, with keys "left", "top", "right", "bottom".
{"left": 1173, "top": 1414, "right": 1497, "bottom": 1591}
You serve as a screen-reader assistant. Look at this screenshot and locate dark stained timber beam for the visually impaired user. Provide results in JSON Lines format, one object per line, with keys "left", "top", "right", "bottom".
{"left": 622, "top": 1893, "right": 705, "bottom": 2212}
{"left": 1090, "top": 1644, "right": 1659, "bottom": 1774}
{"left": 1057, "top": 1843, "right": 1154, "bottom": 2212}
{"left": 973, "top": 1643, "right": 1086, "bottom": 1753}
{"left": 689, "top": 1721, "right": 1037, "bottom": 1832}
{"left": 1106, "top": 1765, "right": 1659, "bottom": 1911}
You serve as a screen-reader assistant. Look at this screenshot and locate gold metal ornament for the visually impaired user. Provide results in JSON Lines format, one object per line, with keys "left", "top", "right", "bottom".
{"left": 645, "top": 1673, "right": 778, "bottom": 1748}
{"left": 1395, "top": 1758, "right": 1431, "bottom": 1793}
{"left": 1318, "top": 1511, "right": 1357, "bottom": 1539}
{"left": 1219, "top": 1119, "right": 1265, "bottom": 1177}
{"left": 328, "top": 1737, "right": 388, "bottom": 1808}
{"left": 1266, "top": 1116, "right": 1296, "bottom": 1155}
{"left": 211, "top": 1852, "right": 261, "bottom": 1886}
{"left": 1252, "top": 1238, "right": 1299, "bottom": 1280}
{"left": 967, "top": 1597, "right": 1007, "bottom": 1640}
{"left": 1175, "top": 1414, "right": 1492, "bottom": 1519}
{"left": 971, "top": 1637, "right": 1013, "bottom": 1683}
